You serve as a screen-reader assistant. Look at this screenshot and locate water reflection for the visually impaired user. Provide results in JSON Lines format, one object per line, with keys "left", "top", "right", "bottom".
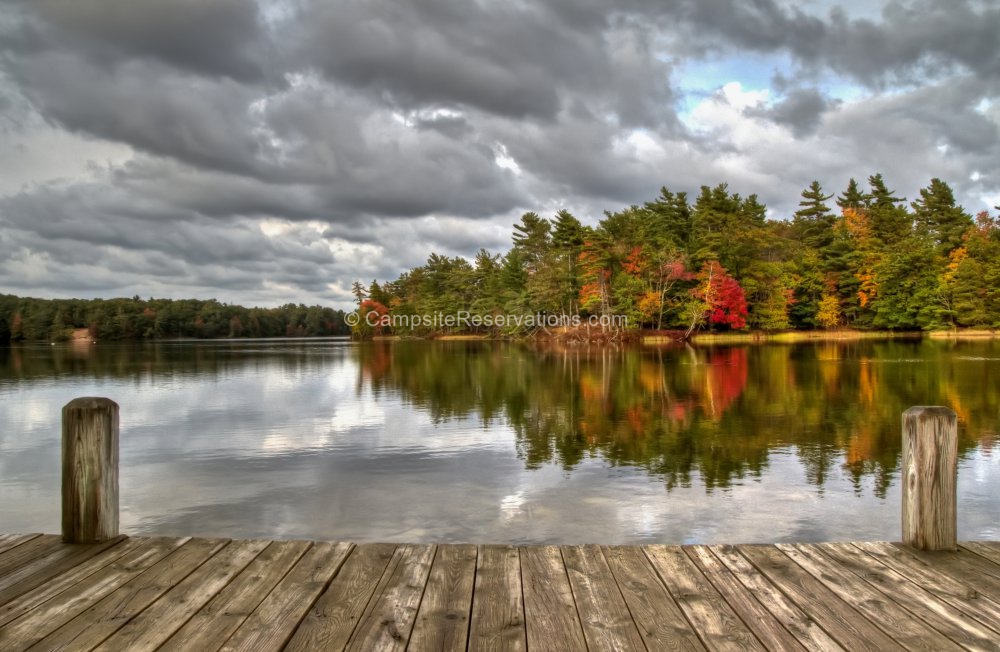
{"left": 0, "top": 338, "right": 997, "bottom": 543}
{"left": 357, "top": 340, "right": 999, "bottom": 496}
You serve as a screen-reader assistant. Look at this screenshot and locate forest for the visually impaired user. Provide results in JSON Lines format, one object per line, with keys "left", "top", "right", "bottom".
{"left": 351, "top": 175, "right": 1000, "bottom": 337}
{"left": 0, "top": 294, "right": 350, "bottom": 342}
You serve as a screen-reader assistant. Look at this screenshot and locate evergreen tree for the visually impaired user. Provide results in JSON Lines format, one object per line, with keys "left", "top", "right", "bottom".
{"left": 511, "top": 212, "right": 551, "bottom": 271}
{"left": 689, "top": 186, "right": 771, "bottom": 318}
{"left": 793, "top": 181, "right": 836, "bottom": 250}
{"left": 865, "top": 173, "right": 912, "bottom": 246}
{"left": 836, "top": 178, "right": 866, "bottom": 211}
{"left": 644, "top": 187, "right": 692, "bottom": 249}
{"left": 368, "top": 280, "right": 391, "bottom": 307}
{"left": 351, "top": 281, "right": 367, "bottom": 306}
{"left": 550, "top": 210, "right": 585, "bottom": 313}
{"left": 912, "top": 178, "right": 973, "bottom": 254}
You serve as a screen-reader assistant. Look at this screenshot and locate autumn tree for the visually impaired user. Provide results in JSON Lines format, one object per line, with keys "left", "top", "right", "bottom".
{"left": 684, "top": 261, "right": 748, "bottom": 337}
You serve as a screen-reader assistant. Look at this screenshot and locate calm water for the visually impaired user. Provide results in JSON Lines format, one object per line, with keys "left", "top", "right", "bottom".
{"left": 1, "top": 338, "right": 998, "bottom": 544}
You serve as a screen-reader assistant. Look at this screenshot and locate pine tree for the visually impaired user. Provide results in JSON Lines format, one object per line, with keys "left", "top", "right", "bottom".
{"left": 511, "top": 212, "right": 551, "bottom": 271}
{"left": 644, "top": 187, "right": 692, "bottom": 249}
{"left": 836, "top": 178, "right": 866, "bottom": 211}
{"left": 691, "top": 185, "right": 770, "bottom": 287}
{"left": 793, "top": 181, "right": 836, "bottom": 250}
{"left": 865, "top": 173, "right": 912, "bottom": 246}
{"left": 550, "top": 210, "right": 585, "bottom": 313}
{"left": 912, "top": 178, "right": 973, "bottom": 254}
{"left": 351, "top": 281, "right": 367, "bottom": 306}
{"left": 368, "top": 280, "right": 391, "bottom": 306}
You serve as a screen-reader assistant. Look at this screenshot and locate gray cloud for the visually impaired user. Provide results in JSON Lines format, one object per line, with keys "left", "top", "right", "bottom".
{"left": 0, "top": 0, "right": 998, "bottom": 307}
{"left": 660, "top": 0, "right": 1000, "bottom": 87}
{"left": 746, "top": 88, "right": 841, "bottom": 137}
{"left": 8, "top": 0, "right": 271, "bottom": 82}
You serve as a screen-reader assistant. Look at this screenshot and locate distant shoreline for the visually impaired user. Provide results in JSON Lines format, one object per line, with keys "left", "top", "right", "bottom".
{"left": 9, "top": 329, "right": 998, "bottom": 346}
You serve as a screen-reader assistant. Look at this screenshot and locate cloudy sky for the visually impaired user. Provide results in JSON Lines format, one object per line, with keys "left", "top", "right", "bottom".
{"left": 1, "top": 0, "right": 998, "bottom": 309}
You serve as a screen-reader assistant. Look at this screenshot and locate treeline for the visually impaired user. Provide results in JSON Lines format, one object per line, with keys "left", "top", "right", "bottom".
{"left": 352, "top": 174, "right": 1000, "bottom": 336}
{"left": 0, "top": 295, "right": 350, "bottom": 342}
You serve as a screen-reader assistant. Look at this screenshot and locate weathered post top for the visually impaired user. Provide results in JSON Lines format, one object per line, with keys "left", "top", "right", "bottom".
{"left": 62, "top": 397, "right": 119, "bottom": 544}
{"left": 902, "top": 406, "right": 958, "bottom": 551}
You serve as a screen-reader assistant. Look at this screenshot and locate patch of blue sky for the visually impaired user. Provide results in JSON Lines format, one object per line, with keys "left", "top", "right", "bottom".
{"left": 673, "top": 51, "right": 865, "bottom": 123}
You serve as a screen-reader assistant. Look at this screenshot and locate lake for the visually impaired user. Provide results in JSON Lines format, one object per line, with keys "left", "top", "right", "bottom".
{"left": 1, "top": 338, "right": 998, "bottom": 544}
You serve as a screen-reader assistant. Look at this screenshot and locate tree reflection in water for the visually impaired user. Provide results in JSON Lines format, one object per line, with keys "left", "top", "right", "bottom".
{"left": 356, "top": 339, "right": 999, "bottom": 496}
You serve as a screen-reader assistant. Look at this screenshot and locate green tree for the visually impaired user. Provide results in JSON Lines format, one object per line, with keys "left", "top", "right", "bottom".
{"left": 912, "top": 178, "right": 972, "bottom": 255}
{"left": 793, "top": 180, "right": 836, "bottom": 250}
{"left": 865, "top": 173, "right": 912, "bottom": 246}
{"left": 511, "top": 212, "right": 551, "bottom": 272}
{"left": 836, "top": 178, "right": 866, "bottom": 211}
{"left": 644, "top": 186, "right": 692, "bottom": 249}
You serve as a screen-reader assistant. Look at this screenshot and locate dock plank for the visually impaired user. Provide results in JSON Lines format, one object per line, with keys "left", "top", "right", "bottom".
{"left": 408, "top": 544, "right": 477, "bottom": 652}
{"left": 818, "top": 542, "right": 1000, "bottom": 651}
{"left": 686, "top": 545, "right": 806, "bottom": 651}
{"left": 0, "top": 537, "right": 190, "bottom": 649}
{"left": 602, "top": 545, "right": 705, "bottom": 651}
{"left": 521, "top": 545, "right": 587, "bottom": 652}
{"left": 468, "top": 545, "right": 525, "bottom": 652}
{"left": 960, "top": 542, "right": 1000, "bottom": 569}
{"left": 0, "top": 537, "right": 148, "bottom": 628}
{"left": 0, "top": 534, "right": 998, "bottom": 652}
{"left": 92, "top": 538, "right": 270, "bottom": 652}
{"left": 219, "top": 541, "right": 353, "bottom": 652}
{"left": 22, "top": 537, "right": 228, "bottom": 652}
{"left": 0, "top": 537, "right": 126, "bottom": 607}
{"left": 777, "top": 542, "right": 962, "bottom": 651}
{"left": 645, "top": 544, "right": 765, "bottom": 651}
{"left": 285, "top": 543, "right": 396, "bottom": 652}
{"left": 562, "top": 544, "right": 645, "bottom": 652}
{"left": 737, "top": 544, "right": 905, "bottom": 652}
{"left": 889, "top": 543, "right": 1000, "bottom": 601}
{"left": 345, "top": 543, "right": 435, "bottom": 651}
{"left": 709, "top": 544, "right": 843, "bottom": 652}
{"left": 0, "top": 536, "right": 62, "bottom": 579}
{"left": 854, "top": 542, "right": 1000, "bottom": 634}
{"left": 0, "top": 535, "right": 42, "bottom": 557}
{"left": 161, "top": 540, "right": 312, "bottom": 652}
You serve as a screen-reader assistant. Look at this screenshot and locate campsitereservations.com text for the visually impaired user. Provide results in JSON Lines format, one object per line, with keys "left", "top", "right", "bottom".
{"left": 347, "top": 311, "right": 629, "bottom": 329}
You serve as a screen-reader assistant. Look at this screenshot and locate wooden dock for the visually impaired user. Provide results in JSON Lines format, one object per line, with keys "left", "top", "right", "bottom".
{"left": 2, "top": 533, "right": 1000, "bottom": 651}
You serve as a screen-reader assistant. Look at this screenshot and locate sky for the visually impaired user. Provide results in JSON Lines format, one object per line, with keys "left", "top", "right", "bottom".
{"left": 0, "top": 0, "right": 998, "bottom": 310}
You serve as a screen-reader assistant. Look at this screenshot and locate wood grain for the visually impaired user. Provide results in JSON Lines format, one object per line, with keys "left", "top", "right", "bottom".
{"left": 645, "top": 544, "right": 765, "bottom": 652}
{"left": 408, "top": 544, "right": 477, "bottom": 651}
{"left": 284, "top": 543, "right": 396, "bottom": 652}
{"left": 777, "top": 542, "right": 960, "bottom": 651}
{"left": 902, "top": 406, "right": 958, "bottom": 551}
{"left": 686, "top": 545, "right": 806, "bottom": 651}
{"left": 468, "top": 545, "right": 526, "bottom": 652}
{"left": 219, "top": 541, "right": 353, "bottom": 652}
{"left": 602, "top": 545, "right": 705, "bottom": 651}
{"left": 520, "top": 545, "right": 587, "bottom": 652}
{"left": 161, "top": 540, "right": 312, "bottom": 652}
{"left": 62, "top": 397, "right": 119, "bottom": 544}
{"left": 737, "top": 544, "right": 905, "bottom": 652}
{"left": 345, "top": 544, "right": 435, "bottom": 651}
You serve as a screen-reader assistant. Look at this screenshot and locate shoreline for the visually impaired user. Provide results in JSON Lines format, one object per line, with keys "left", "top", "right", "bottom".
{"left": 11, "top": 328, "right": 1000, "bottom": 346}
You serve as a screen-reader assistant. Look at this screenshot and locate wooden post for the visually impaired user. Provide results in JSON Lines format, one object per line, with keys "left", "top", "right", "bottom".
{"left": 902, "top": 406, "right": 957, "bottom": 551}
{"left": 62, "top": 397, "right": 119, "bottom": 543}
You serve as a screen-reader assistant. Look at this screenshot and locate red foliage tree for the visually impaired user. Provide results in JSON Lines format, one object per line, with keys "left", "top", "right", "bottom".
{"left": 358, "top": 298, "right": 389, "bottom": 335}
{"left": 691, "top": 260, "right": 748, "bottom": 330}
